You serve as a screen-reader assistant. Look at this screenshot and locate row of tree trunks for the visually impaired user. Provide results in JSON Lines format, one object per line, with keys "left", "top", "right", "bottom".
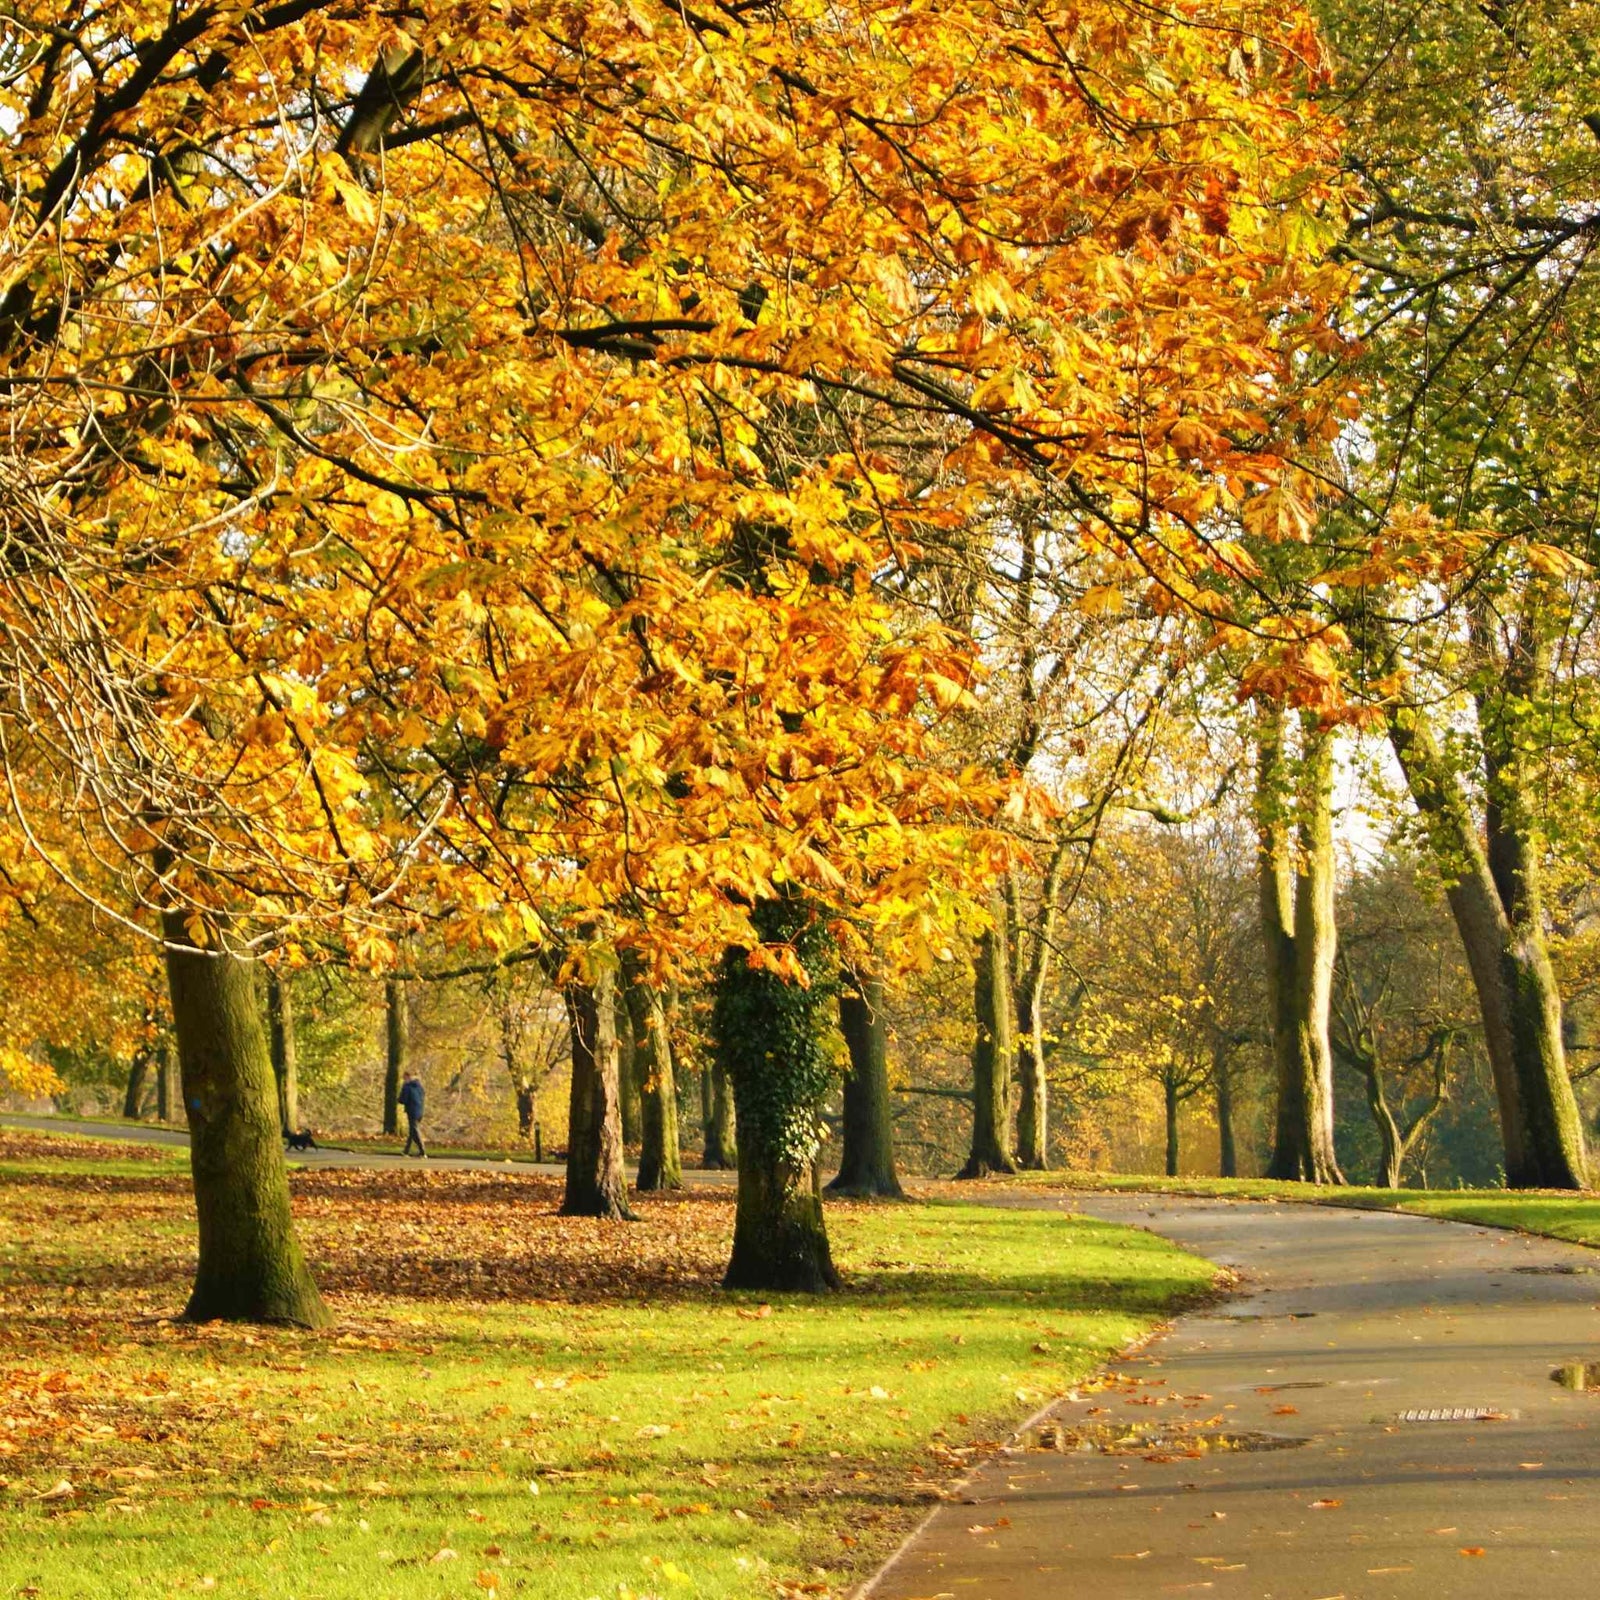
{"left": 1256, "top": 709, "right": 1344, "bottom": 1184}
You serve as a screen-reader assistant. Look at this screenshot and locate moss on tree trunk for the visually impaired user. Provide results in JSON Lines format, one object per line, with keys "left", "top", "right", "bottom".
{"left": 714, "top": 897, "right": 840, "bottom": 1291}
{"left": 163, "top": 915, "right": 329, "bottom": 1328}
{"left": 827, "top": 975, "right": 903, "bottom": 1198}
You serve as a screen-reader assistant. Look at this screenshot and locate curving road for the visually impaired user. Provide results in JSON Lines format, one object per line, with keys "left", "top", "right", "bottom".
{"left": 869, "top": 1193, "right": 1600, "bottom": 1600}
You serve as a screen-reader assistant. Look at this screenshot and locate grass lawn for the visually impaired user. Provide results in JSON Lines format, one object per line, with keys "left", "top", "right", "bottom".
{"left": 1010, "top": 1168, "right": 1600, "bottom": 1250}
{"left": 0, "top": 1129, "right": 1214, "bottom": 1600}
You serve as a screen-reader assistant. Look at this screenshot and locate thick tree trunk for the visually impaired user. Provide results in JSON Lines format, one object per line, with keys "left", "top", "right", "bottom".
{"left": 1387, "top": 703, "right": 1588, "bottom": 1188}
{"left": 827, "top": 975, "right": 903, "bottom": 1198}
{"left": 1214, "top": 1047, "right": 1238, "bottom": 1178}
{"left": 617, "top": 986, "right": 643, "bottom": 1148}
{"left": 1258, "top": 711, "right": 1344, "bottom": 1184}
{"left": 714, "top": 900, "right": 840, "bottom": 1291}
{"left": 959, "top": 904, "right": 1018, "bottom": 1178}
{"left": 122, "top": 1052, "right": 150, "bottom": 1120}
{"left": 703, "top": 1060, "right": 738, "bottom": 1169}
{"left": 561, "top": 967, "right": 635, "bottom": 1218}
{"left": 1164, "top": 1074, "right": 1180, "bottom": 1177}
{"left": 382, "top": 977, "right": 407, "bottom": 1136}
{"left": 624, "top": 962, "right": 682, "bottom": 1192}
{"left": 162, "top": 916, "right": 329, "bottom": 1327}
{"left": 266, "top": 971, "right": 299, "bottom": 1134}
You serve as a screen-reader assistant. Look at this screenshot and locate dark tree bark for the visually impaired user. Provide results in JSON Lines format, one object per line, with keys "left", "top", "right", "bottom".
{"left": 714, "top": 898, "right": 840, "bottom": 1291}
{"left": 1164, "top": 1073, "right": 1181, "bottom": 1177}
{"left": 162, "top": 914, "right": 329, "bottom": 1327}
{"left": 1385, "top": 642, "right": 1588, "bottom": 1189}
{"left": 1214, "top": 1045, "right": 1239, "bottom": 1179}
{"left": 958, "top": 900, "right": 1018, "bottom": 1178}
{"left": 516, "top": 1082, "right": 536, "bottom": 1138}
{"left": 1257, "top": 710, "right": 1344, "bottom": 1184}
{"left": 561, "top": 966, "right": 635, "bottom": 1219}
{"left": 703, "top": 1059, "right": 738, "bottom": 1169}
{"left": 617, "top": 985, "right": 643, "bottom": 1148}
{"left": 383, "top": 977, "right": 407, "bottom": 1136}
{"left": 122, "top": 1052, "right": 150, "bottom": 1120}
{"left": 827, "top": 974, "right": 903, "bottom": 1198}
{"left": 266, "top": 970, "right": 299, "bottom": 1134}
{"left": 624, "top": 959, "right": 682, "bottom": 1192}
{"left": 156, "top": 1039, "right": 173, "bottom": 1122}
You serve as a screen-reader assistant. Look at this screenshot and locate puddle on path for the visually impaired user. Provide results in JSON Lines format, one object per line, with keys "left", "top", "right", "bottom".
{"left": 1551, "top": 1361, "right": 1600, "bottom": 1390}
{"left": 1024, "top": 1421, "right": 1307, "bottom": 1458}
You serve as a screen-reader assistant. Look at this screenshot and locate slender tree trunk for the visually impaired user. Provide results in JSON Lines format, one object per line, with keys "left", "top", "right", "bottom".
{"left": 699, "top": 1058, "right": 713, "bottom": 1148}
{"left": 156, "top": 1039, "right": 173, "bottom": 1122}
{"left": 1386, "top": 702, "right": 1588, "bottom": 1188}
{"left": 1361, "top": 1065, "right": 1405, "bottom": 1189}
{"left": 266, "top": 971, "right": 299, "bottom": 1134}
{"left": 383, "top": 977, "right": 407, "bottom": 1136}
{"left": 1164, "top": 1073, "right": 1180, "bottom": 1177}
{"left": 959, "top": 901, "right": 1018, "bottom": 1178}
{"left": 827, "top": 974, "right": 903, "bottom": 1198}
{"left": 1012, "top": 845, "right": 1068, "bottom": 1171}
{"left": 625, "top": 960, "right": 682, "bottom": 1192}
{"left": 122, "top": 1052, "right": 150, "bottom": 1120}
{"left": 1257, "top": 710, "right": 1344, "bottom": 1184}
{"left": 617, "top": 986, "right": 643, "bottom": 1148}
{"left": 162, "top": 915, "right": 329, "bottom": 1327}
{"left": 703, "top": 1060, "right": 738, "bottom": 1169}
{"left": 714, "top": 900, "right": 840, "bottom": 1291}
{"left": 561, "top": 966, "right": 635, "bottom": 1219}
{"left": 1214, "top": 1047, "right": 1239, "bottom": 1178}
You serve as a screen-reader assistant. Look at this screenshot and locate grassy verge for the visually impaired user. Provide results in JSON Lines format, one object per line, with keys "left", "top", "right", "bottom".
{"left": 1008, "top": 1168, "right": 1600, "bottom": 1251}
{"left": 0, "top": 1129, "right": 1213, "bottom": 1600}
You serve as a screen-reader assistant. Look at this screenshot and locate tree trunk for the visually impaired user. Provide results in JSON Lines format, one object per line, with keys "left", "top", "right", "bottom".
{"left": 383, "top": 977, "right": 407, "bottom": 1136}
{"left": 714, "top": 899, "right": 840, "bottom": 1291}
{"left": 266, "top": 971, "right": 299, "bottom": 1135}
{"left": 1011, "top": 844, "right": 1068, "bottom": 1170}
{"left": 1214, "top": 1047, "right": 1238, "bottom": 1178}
{"left": 156, "top": 1039, "right": 173, "bottom": 1122}
{"left": 1361, "top": 1065, "right": 1405, "bottom": 1189}
{"left": 958, "top": 902, "right": 1018, "bottom": 1178}
{"left": 703, "top": 1059, "right": 738, "bottom": 1169}
{"left": 1257, "top": 710, "right": 1344, "bottom": 1184}
{"left": 1164, "top": 1073, "right": 1180, "bottom": 1177}
{"left": 617, "top": 986, "right": 643, "bottom": 1148}
{"left": 625, "top": 961, "right": 682, "bottom": 1192}
{"left": 162, "top": 916, "right": 329, "bottom": 1327}
{"left": 122, "top": 1052, "right": 150, "bottom": 1120}
{"left": 516, "top": 1081, "right": 536, "bottom": 1138}
{"left": 827, "top": 974, "right": 904, "bottom": 1198}
{"left": 561, "top": 966, "right": 635, "bottom": 1218}
{"left": 1386, "top": 701, "right": 1588, "bottom": 1188}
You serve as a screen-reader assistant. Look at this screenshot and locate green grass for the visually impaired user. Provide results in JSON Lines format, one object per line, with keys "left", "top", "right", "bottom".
{"left": 0, "top": 1129, "right": 1214, "bottom": 1600}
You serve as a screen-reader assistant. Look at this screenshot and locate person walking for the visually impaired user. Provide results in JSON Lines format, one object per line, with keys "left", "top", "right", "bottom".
{"left": 398, "top": 1071, "right": 427, "bottom": 1158}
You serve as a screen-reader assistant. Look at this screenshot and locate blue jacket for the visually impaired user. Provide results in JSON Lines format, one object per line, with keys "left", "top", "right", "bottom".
{"left": 398, "top": 1078, "right": 424, "bottom": 1121}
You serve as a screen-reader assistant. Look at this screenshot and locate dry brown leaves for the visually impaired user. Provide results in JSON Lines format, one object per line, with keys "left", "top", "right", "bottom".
{"left": 0, "top": 1129, "right": 173, "bottom": 1164}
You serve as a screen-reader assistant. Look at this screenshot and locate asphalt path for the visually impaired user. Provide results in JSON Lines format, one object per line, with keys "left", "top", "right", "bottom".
{"left": 0, "top": 1111, "right": 735, "bottom": 1182}
{"left": 869, "top": 1193, "right": 1600, "bottom": 1600}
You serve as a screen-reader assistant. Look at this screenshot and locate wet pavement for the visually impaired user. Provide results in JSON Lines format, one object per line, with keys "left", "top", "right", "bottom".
{"left": 868, "top": 1193, "right": 1600, "bottom": 1600}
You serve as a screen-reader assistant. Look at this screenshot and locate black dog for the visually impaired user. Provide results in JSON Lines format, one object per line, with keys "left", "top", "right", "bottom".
{"left": 284, "top": 1128, "right": 318, "bottom": 1151}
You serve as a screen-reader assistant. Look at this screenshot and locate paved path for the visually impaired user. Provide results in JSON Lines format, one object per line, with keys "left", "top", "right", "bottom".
{"left": 871, "top": 1193, "right": 1600, "bottom": 1600}
{"left": 0, "top": 1112, "right": 733, "bottom": 1182}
